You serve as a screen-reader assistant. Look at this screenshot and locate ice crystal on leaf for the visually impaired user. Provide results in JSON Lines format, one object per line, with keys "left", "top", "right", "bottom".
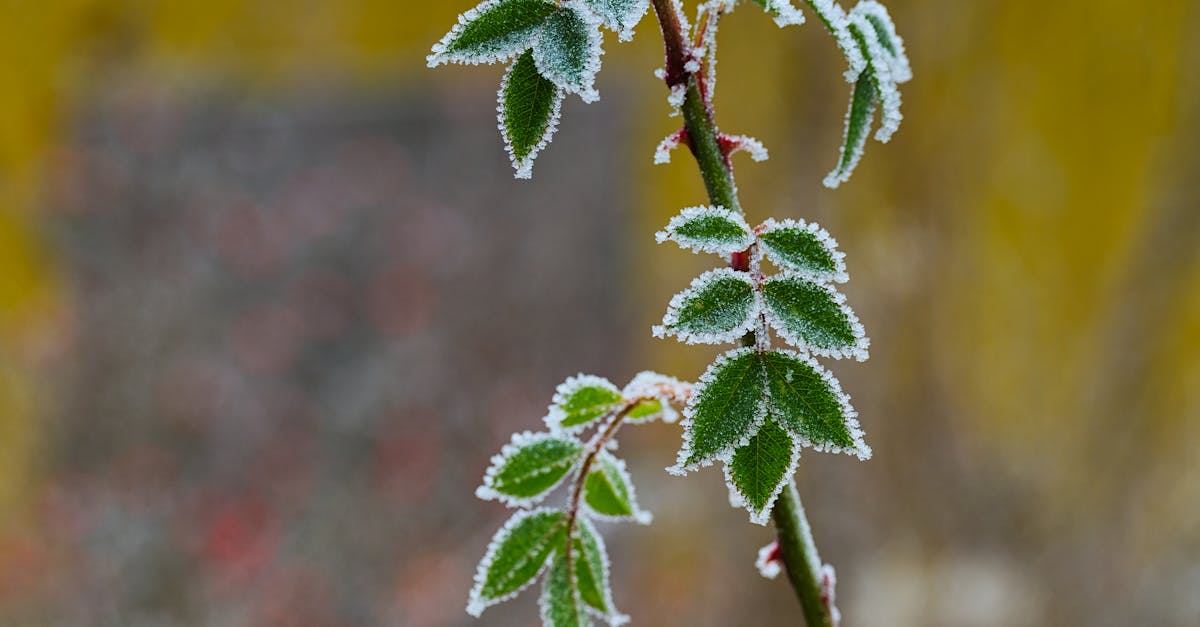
{"left": 655, "top": 206, "right": 754, "bottom": 256}
{"left": 760, "top": 274, "right": 869, "bottom": 361}
{"left": 725, "top": 414, "right": 800, "bottom": 524}
{"left": 574, "top": 518, "right": 629, "bottom": 625}
{"left": 534, "top": 3, "right": 605, "bottom": 103}
{"left": 670, "top": 348, "right": 769, "bottom": 473}
{"left": 653, "top": 268, "right": 760, "bottom": 345}
{"left": 540, "top": 552, "right": 588, "bottom": 627}
{"left": 428, "top": 0, "right": 559, "bottom": 67}
{"left": 500, "top": 51, "right": 565, "bottom": 178}
{"left": 761, "top": 349, "right": 870, "bottom": 459}
{"left": 757, "top": 218, "right": 848, "bottom": 283}
{"left": 749, "top": 0, "right": 806, "bottom": 27}
{"left": 545, "top": 374, "right": 624, "bottom": 432}
{"left": 580, "top": 0, "right": 650, "bottom": 41}
{"left": 468, "top": 508, "right": 568, "bottom": 617}
{"left": 477, "top": 432, "right": 585, "bottom": 507}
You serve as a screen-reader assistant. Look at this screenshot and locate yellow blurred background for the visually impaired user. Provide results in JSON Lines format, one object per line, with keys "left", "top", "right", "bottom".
{"left": 0, "top": 1, "right": 1197, "bottom": 625}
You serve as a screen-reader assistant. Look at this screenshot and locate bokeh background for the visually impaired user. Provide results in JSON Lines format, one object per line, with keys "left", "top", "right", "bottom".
{"left": 1, "top": 1, "right": 1197, "bottom": 625}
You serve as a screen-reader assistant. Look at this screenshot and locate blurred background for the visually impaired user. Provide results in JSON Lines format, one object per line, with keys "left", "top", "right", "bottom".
{"left": 0, "top": 1, "right": 1197, "bottom": 625}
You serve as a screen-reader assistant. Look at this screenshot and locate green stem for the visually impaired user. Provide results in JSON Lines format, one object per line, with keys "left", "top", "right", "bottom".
{"left": 649, "top": 1, "right": 836, "bottom": 624}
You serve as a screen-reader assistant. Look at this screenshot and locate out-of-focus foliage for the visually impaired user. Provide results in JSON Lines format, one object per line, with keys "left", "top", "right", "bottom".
{"left": 0, "top": 1, "right": 1197, "bottom": 626}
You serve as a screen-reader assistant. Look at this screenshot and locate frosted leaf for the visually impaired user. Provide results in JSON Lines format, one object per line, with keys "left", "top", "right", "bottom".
{"left": 545, "top": 374, "right": 623, "bottom": 432}
{"left": 539, "top": 552, "right": 590, "bottom": 627}
{"left": 848, "top": 14, "right": 903, "bottom": 142}
{"left": 499, "top": 51, "right": 565, "bottom": 179}
{"left": 477, "top": 431, "right": 585, "bottom": 507}
{"left": 575, "top": 518, "right": 629, "bottom": 626}
{"left": 429, "top": 0, "right": 558, "bottom": 67}
{"left": 655, "top": 206, "right": 754, "bottom": 256}
{"left": 749, "top": 0, "right": 806, "bottom": 27}
{"left": 719, "top": 134, "right": 770, "bottom": 162}
{"left": 666, "top": 83, "right": 687, "bottom": 115}
{"left": 755, "top": 540, "right": 784, "bottom": 579}
{"left": 756, "top": 218, "right": 848, "bottom": 283}
{"left": 468, "top": 508, "right": 568, "bottom": 617}
{"left": 761, "top": 349, "right": 870, "bottom": 459}
{"left": 534, "top": 4, "right": 605, "bottom": 103}
{"left": 622, "top": 371, "right": 691, "bottom": 424}
{"left": 582, "top": 451, "right": 652, "bottom": 524}
{"left": 579, "top": 0, "right": 648, "bottom": 41}
{"left": 760, "top": 274, "right": 869, "bottom": 360}
{"left": 822, "top": 68, "right": 875, "bottom": 188}
{"left": 670, "top": 347, "right": 769, "bottom": 473}
{"left": 852, "top": 0, "right": 911, "bottom": 83}
{"left": 724, "top": 414, "right": 800, "bottom": 524}
{"left": 653, "top": 268, "right": 759, "bottom": 345}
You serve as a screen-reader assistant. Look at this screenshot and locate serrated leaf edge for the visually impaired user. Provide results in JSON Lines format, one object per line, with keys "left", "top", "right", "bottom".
{"left": 760, "top": 273, "right": 870, "bottom": 361}
{"left": 764, "top": 348, "right": 872, "bottom": 460}
{"left": 428, "top": 0, "right": 555, "bottom": 68}
{"left": 582, "top": 451, "right": 653, "bottom": 524}
{"left": 668, "top": 346, "right": 770, "bottom": 475}
{"left": 533, "top": 2, "right": 606, "bottom": 103}
{"left": 544, "top": 374, "right": 623, "bottom": 433}
{"left": 477, "top": 431, "right": 585, "bottom": 508}
{"left": 722, "top": 419, "right": 802, "bottom": 525}
{"left": 652, "top": 267, "right": 761, "bottom": 345}
{"left": 655, "top": 205, "right": 754, "bottom": 256}
{"left": 467, "top": 508, "right": 566, "bottom": 617}
{"left": 498, "top": 54, "right": 566, "bottom": 179}
{"left": 577, "top": 517, "right": 632, "bottom": 626}
{"left": 757, "top": 217, "right": 849, "bottom": 283}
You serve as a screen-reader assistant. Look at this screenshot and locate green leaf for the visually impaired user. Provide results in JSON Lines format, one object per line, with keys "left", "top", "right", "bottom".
{"left": 583, "top": 451, "right": 649, "bottom": 523}
{"left": 478, "top": 432, "right": 585, "bottom": 506}
{"left": 574, "top": 518, "right": 624, "bottom": 622}
{"left": 539, "top": 552, "right": 589, "bottom": 627}
{"left": 468, "top": 508, "right": 569, "bottom": 617}
{"left": 545, "top": 374, "right": 623, "bottom": 432}
{"left": 533, "top": 5, "right": 603, "bottom": 102}
{"left": 580, "top": 0, "right": 649, "bottom": 40}
{"left": 671, "top": 348, "right": 768, "bottom": 472}
{"left": 500, "top": 50, "right": 565, "bottom": 179}
{"left": 760, "top": 350, "right": 870, "bottom": 459}
{"left": 428, "top": 0, "right": 558, "bottom": 67}
{"left": 760, "top": 275, "right": 868, "bottom": 360}
{"left": 626, "top": 398, "right": 663, "bottom": 421}
{"left": 852, "top": 0, "right": 912, "bottom": 83}
{"left": 655, "top": 206, "right": 754, "bottom": 256}
{"left": 726, "top": 414, "right": 797, "bottom": 524}
{"left": 756, "top": 218, "right": 847, "bottom": 283}
{"left": 822, "top": 68, "right": 876, "bottom": 188}
{"left": 748, "top": 0, "right": 806, "bottom": 27}
{"left": 653, "top": 268, "right": 758, "bottom": 345}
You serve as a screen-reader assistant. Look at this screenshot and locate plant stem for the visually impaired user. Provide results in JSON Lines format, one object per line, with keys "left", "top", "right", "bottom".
{"left": 649, "top": 1, "right": 836, "bottom": 624}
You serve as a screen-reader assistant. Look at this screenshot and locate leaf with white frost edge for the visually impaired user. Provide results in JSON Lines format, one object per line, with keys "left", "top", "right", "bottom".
{"left": 621, "top": 370, "right": 690, "bottom": 424}
{"left": 760, "top": 349, "right": 870, "bottom": 459}
{"left": 575, "top": 518, "right": 629, "bottom": 625}
{"left": 803, "top": 0, "right": 866, "bottom": 81}
{"left": 760, "top": 274, "right": 869, "bottom": 360}
{"left": 656, "top": 206, "right": 754, "bottom": 256}
{"left": 428, "top": 0, "right": 558, "bottom": 67}
{"left": 468, "top": 508, "right": 568, "bottom": 617}
{"left": 582, "top": 451, "right": 652, "bottom": 524}
{"left": 545, "top": 374, "right": 623, "bottom": 432}
{"left": 477, "top": 432, "right": 585, "bottom": 507}
{"left": 579, "top": 0, "right": 649, "bottom": 41}
{"left": 500, "top": 50, "right": 565, "bottom": 179}
{"left": 534, "top": 4, "right": 604, "bottom": 102}
{"left": 756, "top": 218, "right": 848, "bottom": 283}
{"left": 670, "top": 347, "right": 768, "bottom": 473}
{"left": 653, "top": 268, "right": 759, "bottom": 345}
{"left": 823, "top": 67, "right": 875, "bottom": 188}
{"left": 540, "top": 552, "right": 589, "bottom": 627}
{"left": 724, "top": 414, "right": 800, "bottom": 524}
{"left": 848, "top": 14, "right": 902, "bottom": 142}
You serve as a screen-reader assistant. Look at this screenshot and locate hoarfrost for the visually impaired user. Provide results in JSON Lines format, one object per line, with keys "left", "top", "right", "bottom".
{"left": 766, "top": 348, "right": 872, "bottom": 460}
{"left": 582, "top": 450, "right": 653, "bottom": 524}
{"left": 579, "top": 0, "right": 650, "bottom": 42}
{"left": 653, "top": 129, "right": 685, "bottom": 164}
{"left": 760, "top": 274, "right": 870, "bottom": 361}
{"left": 655, "top": 205, "right": 754, "bottom": 256}
{"left": 720, "top": 134, "right": 770, "bottom": 162}
{"left": 533, "top": 2, "right": 606, "bottom": 103}
{"left": 544, "top": 374, "right": 622, "bottom": 433}
{"left": 652, "top": 267, "right": 760, "bottom": 345}
{"left": 668, "top": 347, "right": 770, "bottom": 475}
{"left": 622, "top": 371, "right": 692, "bottom": 419}
{"left": 755, "top": 540, "right": 784, "bottom": 579}
{"left": 467, "top": 507, "right": 564, "bottom": 617}
{"left": 578, "top": 517, "right": 631, "bottom": 626}
{"left": 428, "top": 0, "right": 556, "bottom": 68}
{"left": 497, "top": 57, "right": 565, "bottom": 179}
{"left": 756, "top": 217, "right": 849, "bottom": 283}
{"left": 476, "top": 430, "right": 584, "bottom": 508}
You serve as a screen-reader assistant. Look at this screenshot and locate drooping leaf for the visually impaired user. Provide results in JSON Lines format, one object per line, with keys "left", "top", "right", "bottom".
{"left": 822, "top": 67, "right": 875, "bottom": 188}
{"left": 655, "top": 206, "right": 754, "bottom": 256}
{"left": 626, "top": 398, "right": 664, "bottom": 421}
{"left": 500, "top": 50, "right": 565, "bottom": 179}
{"left": 478, "top": 432, "right": 585, "bottom": 506}
{"left": 760, "top": 275, "right": 868, "bottom": 360}
{"left": 574, "top": 518, "right": 626, "bottom": 623}
{"left": 621, "top": 370, "right": 689, "bottom": 424}
{"left": 539, "top": 552, "right": 589, "bottom": 627}
{"left": 725, "top": 414, "right": 797, "bottom": 524}
{"left": 428, "top": 0, "right": 558, "bottom": 67}
{"left": 847, "top": 15, "right": 903, "bottom": 142}
{"left": 545, "top": 374, "right": 623, "bottom": 432}
{"left": 468, "top": 508, "right": 569, "bottom": 617}
{"left": 756, "top": 218, "right": 847, "bottom": 283}
{"left": 671, "top": 348, "right": 768, "bottom": 472}
{"left": 533, "top": 5, "right": 604, "bottom": 102}
{"left": 803, "top": 0, "right": 866, "bottom": 79}
{"left": 852, "top": 0, "right": 912, "bottom": 83}
{"left": 653, "top": 268, "right": 758, "bottom": 345}
{"left": 760, "top": 349, "right": 870, "bottom": 459}
{"left": 582, "top": 451, "right": 650, "bottom": 523}
{"left": 748, "top": 0, "right": 806, "bottom": 27}
{"left": 579, "top": 0, "right": 649, "bottom": 41}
